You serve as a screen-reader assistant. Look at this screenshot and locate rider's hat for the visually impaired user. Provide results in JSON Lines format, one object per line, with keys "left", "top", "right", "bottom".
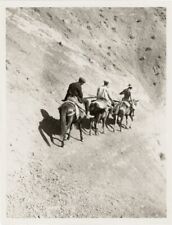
{"left": 128, "top": 84, "right": 132, "bottom": 88}
{"left": 104, "top": 80, "right": 109, "bottom": 85}
{"left": 79, "top": 77, "right": 86, "bottom": 83}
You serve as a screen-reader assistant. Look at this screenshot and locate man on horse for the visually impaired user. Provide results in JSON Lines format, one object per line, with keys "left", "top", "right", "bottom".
{"left": 96, "top": 80, "right": 113, "bottom": 109}
{"left": 112, "top": 84, "right": 133, "bottom": 115}
{"left": 62, "top": 77, "right": 90, "bottom": 118}
{"left": 88, "top": 80, "right": 113, "bottom": 135}
{"left": 119, "top": 84, "right": 133, "bottom": 107}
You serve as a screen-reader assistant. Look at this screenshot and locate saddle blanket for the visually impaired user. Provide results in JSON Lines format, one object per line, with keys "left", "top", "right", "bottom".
{"left": 93, "top": 99, "right": 108, "bottom": 109}
{"left": 65, "top": 97, "right": 85, "bottom": 119}
{"left": 113, "top": 101, "right": 130, "bottom": 114}
{"left": 123, "top": 101, "right": 130, "bottom": 108}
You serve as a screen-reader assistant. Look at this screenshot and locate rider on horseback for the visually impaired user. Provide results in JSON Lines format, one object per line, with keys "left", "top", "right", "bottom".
{"left": 119, "top": 84, "right": 133, "bottom": 107}
{"left": 112, "top": 84, "right": 133, "bottom": 115}
{"left": 96, "top": 80, "right": 113, "bottom": 109}
{"left": 62, "top": 77, "right": 90, "bottom": 118}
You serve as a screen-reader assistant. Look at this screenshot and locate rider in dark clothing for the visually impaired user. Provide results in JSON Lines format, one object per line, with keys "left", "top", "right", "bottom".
{"left": 62, "top": 77, "right": 90, "bottom": 117}
{"left": 119, "top": 84, "right": 132, "bottom": 102}
{"left": 63, "top": 80, "right": 84, "bottom": 103}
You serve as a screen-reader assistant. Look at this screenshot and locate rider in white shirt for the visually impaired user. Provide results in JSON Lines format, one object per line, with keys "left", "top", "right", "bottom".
{"left": 97, "top": 80, "right": 113, "bottom": 107}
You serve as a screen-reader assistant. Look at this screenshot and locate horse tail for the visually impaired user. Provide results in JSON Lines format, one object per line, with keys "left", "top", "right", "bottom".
{"left": 59, "top": 105, "right": 67, "bottom": 144}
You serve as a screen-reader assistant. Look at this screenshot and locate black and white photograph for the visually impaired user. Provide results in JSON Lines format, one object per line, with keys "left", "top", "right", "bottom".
{"left": 1, "top": 0, "right": 171, "bottom": 223}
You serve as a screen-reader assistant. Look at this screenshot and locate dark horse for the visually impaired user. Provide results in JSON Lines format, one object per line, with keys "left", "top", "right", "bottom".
{"left": 89, "top": 101, "right": 111, "bottom": 135}
{"left": 110, "top": 99, "right": 139, "bottom": 132}
{"left": 58, "top": 101, "right": 84, "bottom": 147}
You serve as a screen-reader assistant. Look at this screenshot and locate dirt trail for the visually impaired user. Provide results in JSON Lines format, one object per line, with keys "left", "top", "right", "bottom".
{"left": 7, "top": 107, "right": 166, "bottom": 217}
{"left": 6, "top": 8, "right": 166, "bottom": 217}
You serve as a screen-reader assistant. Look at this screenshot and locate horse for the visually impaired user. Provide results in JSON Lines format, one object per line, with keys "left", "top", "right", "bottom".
{"left": 110, "top": 99, "right": 139, "bottom": 132}
{"left": 58, "top": 101, "right": 84, "bottom": 147}
{"left": 89, "top": 100, "right": 111, "bottom": 135}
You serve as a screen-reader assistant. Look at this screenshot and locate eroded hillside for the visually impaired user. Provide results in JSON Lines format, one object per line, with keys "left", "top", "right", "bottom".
{"left": 6, "top": 7, "right": 166, "bottom": 218}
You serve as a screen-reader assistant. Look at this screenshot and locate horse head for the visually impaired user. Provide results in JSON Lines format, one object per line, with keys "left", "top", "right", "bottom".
{"left": 131, "top": 99, "right": 139, "bottom": 108}
{"left": 130, "top": 99, "right": 139, "bottom": 117}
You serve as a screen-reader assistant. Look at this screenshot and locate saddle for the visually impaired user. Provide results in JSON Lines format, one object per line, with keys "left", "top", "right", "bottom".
{"left": 113, "top": 101, "right": 131, "bottom": 115}
{"left": 122, "top": 101, "right": 131, "bottom": 108}
{"left": 92, "top": 99, "right": 108, "bottom": 110}
{"left": 63, "top": 100, "right": 85, "bottom": 119}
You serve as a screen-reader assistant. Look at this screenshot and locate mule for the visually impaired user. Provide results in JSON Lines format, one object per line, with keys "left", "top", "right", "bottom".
{"left": 58, "top": 101, "right": 85, "bottom": 147}
{"left": 89, "top": 101, "right": 111, "bottom": 135}
{"left": 111, "top": 99, "right": 139, "bottom": 132}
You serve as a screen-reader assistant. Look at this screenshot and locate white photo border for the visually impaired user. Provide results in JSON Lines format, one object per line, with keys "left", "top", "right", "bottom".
{"left": 1, "top": 1, "right": 172, "bottom": 225}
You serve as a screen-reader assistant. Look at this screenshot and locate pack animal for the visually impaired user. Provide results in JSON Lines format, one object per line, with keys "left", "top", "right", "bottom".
{"left": 58, "top": 101, "right": 84, "bottom": 147}
{"left": 89, "top": 101, "right": 111, "bottom": 135}
{"left": 110, "top": 99, "right": 139, "bottom": 132}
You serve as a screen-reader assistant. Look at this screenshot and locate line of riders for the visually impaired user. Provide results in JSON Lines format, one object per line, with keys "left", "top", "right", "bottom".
{"left": 59, "top": 77, "right": 139, "bottom": 147}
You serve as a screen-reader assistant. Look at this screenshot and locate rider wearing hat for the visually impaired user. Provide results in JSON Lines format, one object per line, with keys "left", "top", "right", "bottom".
{"left": 62, "top": 77, "right": 90, "bottom": 118}
{"left": 119, "top": 84, "right": 133, "bottom": 107}
{"left": 96, "top": 80, "right": 113, "bottom": 108}
{"left": 63, "top": 77, "right": 86, "bottom": 103}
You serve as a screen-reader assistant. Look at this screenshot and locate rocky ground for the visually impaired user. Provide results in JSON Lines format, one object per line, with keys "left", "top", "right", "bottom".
{"left": 6, "top": 7, "right": 166, "bottom": 217}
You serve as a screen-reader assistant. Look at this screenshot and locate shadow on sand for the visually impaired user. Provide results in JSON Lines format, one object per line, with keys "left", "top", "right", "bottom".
{"left": 38, "top": 109, "right": 62, "bottom": 147}
{"left": 38, "top": 109, "right": 91, "bottom": 147}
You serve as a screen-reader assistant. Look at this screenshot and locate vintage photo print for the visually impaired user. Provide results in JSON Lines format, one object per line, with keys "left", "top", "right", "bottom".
{"left": 1, "top": 0, "right": 172, "bottom": 225}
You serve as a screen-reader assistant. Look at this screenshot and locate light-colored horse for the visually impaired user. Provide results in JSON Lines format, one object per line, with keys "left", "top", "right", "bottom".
{"left": 110, "top": 99, "right": 139, "bottom": 132}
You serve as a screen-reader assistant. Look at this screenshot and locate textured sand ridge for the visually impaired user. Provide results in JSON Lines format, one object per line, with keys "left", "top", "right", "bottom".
{"left": 6, "top": 8, "right": 166, "bottom": 217}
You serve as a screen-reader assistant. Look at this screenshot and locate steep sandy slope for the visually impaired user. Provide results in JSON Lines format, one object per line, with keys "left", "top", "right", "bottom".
{"left": 6, "top": 8, "right": 166, "bottom": 217}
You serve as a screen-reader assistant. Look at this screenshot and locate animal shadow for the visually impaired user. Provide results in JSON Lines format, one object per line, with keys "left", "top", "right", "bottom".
{"left": 38, "top": 109, "right": 61, "bottom": 147}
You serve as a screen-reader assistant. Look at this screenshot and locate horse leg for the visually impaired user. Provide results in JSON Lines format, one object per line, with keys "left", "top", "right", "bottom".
{"left": 105, "top": 112, "right": 115, "bottom": 132}
{"left": 117, "top": 115, "right": 122, "bottom": 132}
{"left": 67, "top": 122, "right": 73, "bottom": 140}
{"left": 116, "top": 115, "right": 122, "bottom": 130}
{"left": 105, "top": 110, "right": 110, "bottom": 130}
{"left": 113, "top": 114, "right": 117, "bottom": 132}
{"left": 89, "top": 117, "right": 93, "bottom": 136}
{"left": 50, "top": 134, "right": 54, "bottom": 143}
{"left": 96, "top": 114, "right": 102, "bottom": 135}
{"left": 78, "top": 121, "right": 83, "bottom": 142}
{"left": 128, "top": 114, "right": 133, "bottom": 129}
{"left": 130, "top": 114, "right": 134, "bottom": 122}
{"left": 102, "top": 114, "right": 107, "bottom": 134}
{"left": 120, "top": 115, "right": 124, "bottom": 132}
{"left": 59, "top": 111, "right": 66, "bottom": 147}
{"left": 64, "top": 115, "right": 73, "bottom": 141}
{"left": 125, "top": 115, "right": 128, "bottom": 129}
{"left": 102, "top": 117, "right": 105, "bottom": 134}
{"left": 94, "top": 118, "right": 98, "bottom": 135}
{"left": 102, "top": 111, "right": 108, "bottom": 134}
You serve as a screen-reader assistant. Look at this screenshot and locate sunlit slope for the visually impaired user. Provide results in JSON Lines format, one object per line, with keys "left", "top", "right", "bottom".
{"left": 6, "top": 7, "right": 166, "bottom": 218}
